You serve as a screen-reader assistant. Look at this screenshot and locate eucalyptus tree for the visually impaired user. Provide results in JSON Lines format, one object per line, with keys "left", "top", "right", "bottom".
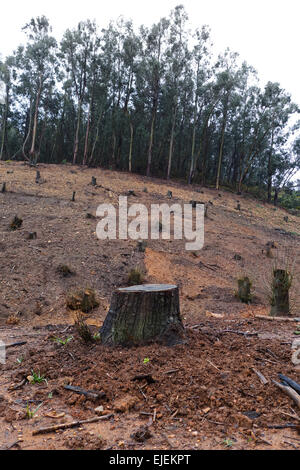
{"left": 0, "top": 57, "right": 13, "bottom": 160}
{"left": 165, "top": 4, "right": 190, "bottom": 180}
{"left": 259, "top": 82, "right": 299, "bottom": 201}
{"left": 187, "top": 26, "right": 211, "bottom": 184}
{"left": 107, "top": 19, "right": 140, "bottom": 170}
{"left": 14, "top": 16, "right": 57, "bottom": 164}
{"left": 272, "top": 142, "right": 300, "bottom": 205}
{"left": 82, "top": 29, "right": 100, "bottom": 165}
{"left": 214, "top": 49, "right": 241, "bottom": 190}
{"left": 139, "top": 17, "right": 170, "bottom": 176}
{"left": 221, "top": 62, "right": 259, "bottom": 188}
{"left": 60, "top": 20, "right": 98, "bottom": 164}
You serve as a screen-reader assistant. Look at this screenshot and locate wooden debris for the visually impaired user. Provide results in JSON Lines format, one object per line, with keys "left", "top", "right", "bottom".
{"left": 283, "top": 439, "right": 298, "bottom": 449}
{"left": 267, "top": 423, "right": 298, "bottom": 430}
{"left": 251, "top": 367, "right": 268, "bottom": 385}
{"left": 32, "top": 414, "right": 113, "bottom": 435}
{"left": 163, "top": 369, "right": 180, "bottom": 375}
{"left": 272, "top": 380, "right": 300, "bottom": 409}
{"left": 255, "top": 315, "right": 300, "bottom": 322}
{"left": 137, "top": 386, "right": 147, "bottom": 400}
{"left": 64, "top": 385, "right": 105, "bottom": 401}
{"left": 0, "top": 440, "right": 21, "bottom": 450}
{"left": 198, "top": 261, "right": 218, "bottom": 271}
{"left": 278, "top": 374, "right": 300, "bottom": 394}
{"left": 279, "top": 410, "right": 300, "bottom": 421}
{"left": 131, "top": 374, "right": 156, "bottom": 384}
{"left": 8, "top": 378, "right": 26, "bottom": 391}
{"left": 44, "top": 411, "right": 65, "bottom": 419}
{"left": 6, "top": 341, "right": 27, "bottom": 349}
{"left": 220, "top": 329, "right": 258, "bottom": 337}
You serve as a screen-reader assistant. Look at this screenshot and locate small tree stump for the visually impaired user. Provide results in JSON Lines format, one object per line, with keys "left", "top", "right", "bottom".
{"left": 91, "top": 176, "right": 97, "bottom": 186}
{"left": 237, "top": 276, "right": 252, "bottom": 303}
{"left": 100, "top": 284, "right": 184, "bottom": 347}
{"left": 270, "top": 269, "right": 291, "bottom": 316}
{"left": 1, "top": 182, "right": 6, "bottom": 193}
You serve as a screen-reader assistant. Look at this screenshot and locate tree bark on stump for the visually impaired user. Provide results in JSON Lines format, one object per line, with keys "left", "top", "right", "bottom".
{"left": 270, "top": 269, "right": 291, "bottom": 316}
{"left": 100, "top": 284, "right": 184, "bottom": 347}
{"left": 237, "top": 276, "right": 252, "bottom": 303}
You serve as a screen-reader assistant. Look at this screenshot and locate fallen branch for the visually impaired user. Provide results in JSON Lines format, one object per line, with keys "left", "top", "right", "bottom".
{"left": 198, "top": 261, "right": 218, "bottom": 271}
{"left": 280, "top": 410, "right": 300, "bottom": 421}
{"left": 64, "top": 385, "right": 105, "bottom": 401}
{"left": 255, "top": 315, "right": 300, "bottom": 322}
{"left": 278, "top": 374, "right": 300, "bottom": 395}
{"left": 0, "top": 440, "right": 21, "bottom": 450}
{"left": 267, "top": 423, "right": 299, "bottom": 429}
{"left": 32, "top": 414, "right": 114, "bottom": 435}
{"left": 163, "top": 369, "right": 180, "bottom": 375}
{"left": 251, "top": 367, "right": 268, "bottom": 385}
{"left": 6, "top": 341, "right": 27, "bottom": 349}
{"left": 220, "top": 329, "right": 258, "bottom": 337}
{"left": 8, "top": 378, "right": 26, "bottom": 391}
{"left": 131, "top": 374, "right": 156, "bottom": 384}
{"left": 272, "top": 380, "right": 300, "bottom": 409}
{"left": 283, "top": 439, "right": 298, "bottom": 449}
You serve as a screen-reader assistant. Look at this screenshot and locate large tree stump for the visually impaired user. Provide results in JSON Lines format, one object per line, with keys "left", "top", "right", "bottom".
{"left": 100, "top": 284, "right": 184, "bottom": 347}
{"left": 270, "top": 269, "right": 291, "bottom": 316}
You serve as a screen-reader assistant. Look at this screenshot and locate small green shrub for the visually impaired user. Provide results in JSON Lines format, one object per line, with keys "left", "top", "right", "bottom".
{"left": 128, "top": 267, "right": 144, "bottom": 286}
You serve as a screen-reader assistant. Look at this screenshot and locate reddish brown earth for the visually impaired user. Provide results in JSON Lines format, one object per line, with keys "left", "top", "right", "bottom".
{"left": 0, "top": 162, "right": 300, "bottom": 450}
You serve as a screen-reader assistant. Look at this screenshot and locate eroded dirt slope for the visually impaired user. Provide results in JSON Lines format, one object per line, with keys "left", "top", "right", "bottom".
{"left": 0, "top": 162, "right": 299, "bottom": 450}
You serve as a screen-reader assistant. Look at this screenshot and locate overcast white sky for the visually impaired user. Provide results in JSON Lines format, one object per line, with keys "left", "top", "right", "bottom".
{"left": 0, "top": 0, "right": 299, "bottom": 106}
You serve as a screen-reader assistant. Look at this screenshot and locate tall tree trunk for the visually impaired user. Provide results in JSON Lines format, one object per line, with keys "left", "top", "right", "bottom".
{"left": 147, "top": 106, "right": 156, "bottom": 177}
{"left": 128, "top": 119, "right": 134, "bottom": 172}
{"left": 22, "top": 100, "right": 33, "bottom": 162}
{"left": 0, "top": 83, "right": 9, "bottom": 160}
{"left": 29, "top": 75, "right": 43, "bottom": 164}
{"left": 83, "top": 89, "right": 94, "bottom": 166}
{"left": 73, "top": 96, "right": 82, "bottom": 165}
{"left": 188, "top": 106, "right": 197, "bottom": 185}
{"left": 267, "top": 127, "right": 274, "bottom": 203}
{"left": 216, "top": 96, "right": 229, "bottom": 190}
{"left": 167, "top": 104, "right": 177, "bottom": 180}
{"left": 273, "top": 187, "right": 279, "bottom": 206}
{"left": 88, "top": 106, "right": 104, "bottom": 166}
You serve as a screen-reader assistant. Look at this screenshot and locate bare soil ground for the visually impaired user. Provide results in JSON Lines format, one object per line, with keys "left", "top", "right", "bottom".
{"left": 0, "top": 162, "right": 300, "bottom": 450}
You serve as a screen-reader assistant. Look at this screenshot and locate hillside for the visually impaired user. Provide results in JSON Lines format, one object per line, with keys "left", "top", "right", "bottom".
{"left": 0, "top": 162, "right": 299, "bottom": 450}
